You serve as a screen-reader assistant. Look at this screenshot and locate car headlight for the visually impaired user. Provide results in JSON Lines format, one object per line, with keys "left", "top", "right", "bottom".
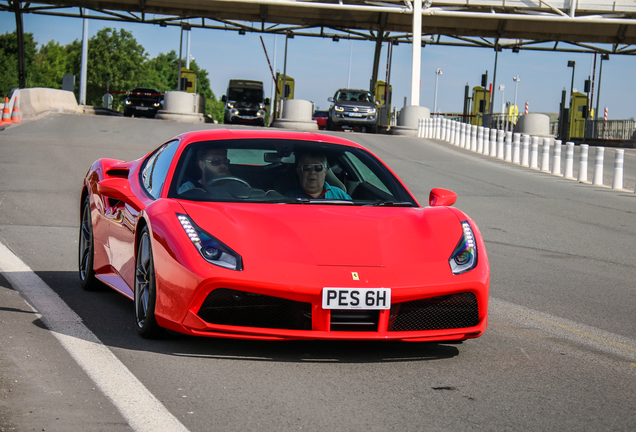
{"left": 259, "top": 103, "right": 265, "bottom": 110}
{"left": 125, "top": 99, "right": 132, "bottom": 105}
{"left": 367, "top": 107, "right": 376, "bottom": 114}
{"left": 177, "top": 214, "right": 243, "bottom": 271}
{"left": 257, "top": 110, "right": 265, "bottom": 117}
{"left": 226, "top": 103, "right": 234, "bottom": 109}
{"left": 449, "top": 221, "right": 477, "bottom": 275}
{"left": 153, "top": 102, "right": 161, "bottom": 107}
{"left": 334, "top": 105, "right": 344, "bottom": 112}
{"left": 231, "top": 108, "right": 239, "bottom": 115}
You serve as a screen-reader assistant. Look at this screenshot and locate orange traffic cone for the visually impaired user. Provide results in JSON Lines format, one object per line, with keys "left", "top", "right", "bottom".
{"left": 2, "top": 97, "right": 12, "bottom": 125}
{"left": 11, "top": 96, "right": 21, "bottom": 123}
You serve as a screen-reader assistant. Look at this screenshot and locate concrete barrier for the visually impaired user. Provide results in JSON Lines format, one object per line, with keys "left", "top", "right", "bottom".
{"left": 514, "top": 113, "right": 550, "bottom": 136}
{"left": 272, "top": 99, "right": 318, "bottom": 130}
{"left": 17, "top": 88, "right": 82, "bottom": 119}
{"left": 156, "top": 91, "right": 209, "bottom": 123}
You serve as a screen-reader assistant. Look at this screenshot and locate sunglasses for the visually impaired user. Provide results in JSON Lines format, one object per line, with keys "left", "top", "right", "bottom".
{"left": 300, "top": 164, "right": 325, "bottom": 172}
{"left": 204, "top": 158, "right": 230, "bottom": 166}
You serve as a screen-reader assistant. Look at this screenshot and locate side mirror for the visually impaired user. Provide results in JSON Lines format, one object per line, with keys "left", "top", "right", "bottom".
{"left": 264, "top": 98, "right": 270, "bottom": 106}
{"left": 429, "top": 188, "right": 457, "bottom": 207}
{"left": 375, "top": 100, "right": 382, "bottom": 107}
{"left": 221, "top": 95, "right": 226, "bottom": 102}
{"left": 97, "top": 178, "right": 144, "bottom": 211}
{"left": 328, "top": 97, "right": 334, "bottom": 103}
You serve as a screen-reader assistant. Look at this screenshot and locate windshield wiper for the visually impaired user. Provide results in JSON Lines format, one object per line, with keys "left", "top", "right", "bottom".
{"left": 370, "top": 201, "right": 414, "bottom": 207}
{"left": 272, "top": 198, "right": 353, "bottom": 205}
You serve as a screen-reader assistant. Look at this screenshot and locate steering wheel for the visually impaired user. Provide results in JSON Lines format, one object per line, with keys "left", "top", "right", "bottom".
{"left": 205, "top": 176, "right": 251, "bottom": 188}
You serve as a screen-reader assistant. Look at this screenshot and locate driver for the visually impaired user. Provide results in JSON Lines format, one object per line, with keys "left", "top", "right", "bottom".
{"left": 178, "top": 146, "right": 232, "bottom": 193}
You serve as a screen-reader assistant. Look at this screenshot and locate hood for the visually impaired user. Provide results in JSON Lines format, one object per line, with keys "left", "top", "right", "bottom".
{"left": 334, "top": 100, "right": 376, "bottom": 109}
{"left": 178, "top": 201, "right": 462, "bottom": 268}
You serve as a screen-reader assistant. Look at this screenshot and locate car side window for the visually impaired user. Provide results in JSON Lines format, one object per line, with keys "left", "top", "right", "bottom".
{"left": 141, "top": 140, "right": 180, "bottom": 199}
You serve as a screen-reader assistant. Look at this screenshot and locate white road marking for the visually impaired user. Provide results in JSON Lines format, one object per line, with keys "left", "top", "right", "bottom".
{"left": 0, "top": 241, "right": 190, "bottom": 432}
{"left": 490, "top": 298, "right": 636, "bottom": 362}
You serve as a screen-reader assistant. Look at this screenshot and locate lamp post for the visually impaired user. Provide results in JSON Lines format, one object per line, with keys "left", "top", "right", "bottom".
{"left": 566, "top": 60, "right": 576, "bottom": 141}
{"left": 512, "top": 75, "right": 520, "bottom": 123}
{"left": 594, "top": 54, "right": 609, "bottom": 138}
{"left": 433, "top": 68, "right": 442, "bottom": 114}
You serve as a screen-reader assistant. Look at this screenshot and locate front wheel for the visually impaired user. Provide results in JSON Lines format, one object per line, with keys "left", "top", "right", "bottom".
{"left": 134, "top": 226, "right": 162, "bottom": 338}
{"left": 78, "top": 196, "right": 99, "bottom": 290}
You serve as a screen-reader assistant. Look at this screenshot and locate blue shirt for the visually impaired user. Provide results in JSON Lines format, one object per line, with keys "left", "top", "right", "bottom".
{"left": 285, "top": 182, "right": 352, "bottom": 200}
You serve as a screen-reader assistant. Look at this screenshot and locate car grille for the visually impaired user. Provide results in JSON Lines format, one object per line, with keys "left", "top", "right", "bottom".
{"left": 197, "top": 289, "right": 312, "bottom": 330}
{"left": 237, "top": 109, "right": 258, "bottom": 116}
{"left": 330, "top": 310, "right": 379, "bottom": 332}
{"left": 387, "top": 292, "right": 479, "bottom": 332}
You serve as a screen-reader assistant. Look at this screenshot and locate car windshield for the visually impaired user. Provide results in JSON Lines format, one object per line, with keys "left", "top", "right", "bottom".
{"left": 228, "top": 88, "right": 264, "bottom": 103}
{"left": 335, "top": 91, "right": 372, "bottom": 103}
{"left": 167, "top": 139, "right": 417, "bottom": 206}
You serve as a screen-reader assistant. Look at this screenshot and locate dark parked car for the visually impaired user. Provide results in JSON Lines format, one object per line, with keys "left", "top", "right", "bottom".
{"left": 327, "top": 89, "right": 378, "bottom": 133}
{"left": 123, "top": 88, "right": 163, "bottom": 118}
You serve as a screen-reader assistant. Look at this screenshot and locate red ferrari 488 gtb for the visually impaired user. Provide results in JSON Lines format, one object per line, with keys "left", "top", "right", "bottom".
{"left": 79, "top": 129, "right": 489, "bottom": 341}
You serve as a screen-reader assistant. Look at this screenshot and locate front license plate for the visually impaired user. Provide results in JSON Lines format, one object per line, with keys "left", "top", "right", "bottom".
{"left": 322, "top": 288, "right": 391, "bottom": 310}
{"left": 136, "top": 106, "right": 150, "bottom": 110}
{"left": 348, "top": 113, "right": 363, "bottom": 117}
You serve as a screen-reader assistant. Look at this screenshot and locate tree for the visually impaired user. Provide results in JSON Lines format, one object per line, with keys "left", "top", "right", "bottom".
{"left": 84, "top": 28, "right": 149, "bottom": 107}
{"left": 30, "top": 41, "right": 70, "bottom": 90}
{"left": 0, "top": 31, "right": 37, "bottom": 97}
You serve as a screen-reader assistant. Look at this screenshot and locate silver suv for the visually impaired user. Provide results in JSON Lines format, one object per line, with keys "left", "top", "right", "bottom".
{"left": 327, "top": 89, "right": 378, "bottom": 133}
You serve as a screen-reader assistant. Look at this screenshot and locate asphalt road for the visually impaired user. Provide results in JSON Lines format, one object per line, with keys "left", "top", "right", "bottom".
{"left": 1, "top": 114, "right": 635, "bottom": 432}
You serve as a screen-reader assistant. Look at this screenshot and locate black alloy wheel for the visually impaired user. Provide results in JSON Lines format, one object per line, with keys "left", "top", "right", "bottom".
{"left": 134, "top": 226, "right": 162, "bottom": 338}
{"left": 78, "top": 196, "right": 99, "bottom": 290}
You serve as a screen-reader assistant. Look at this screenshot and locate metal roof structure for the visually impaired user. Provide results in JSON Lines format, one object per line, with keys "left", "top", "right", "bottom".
{"left": 2, "top": 1, "right": 636, "bottom": 54}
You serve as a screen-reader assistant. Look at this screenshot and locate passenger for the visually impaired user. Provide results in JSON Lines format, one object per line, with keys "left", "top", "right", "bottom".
{"left": 285, "top": 151, "right": 351, "bottom": 199}
{"left": 359, "top": 94, "right": 369, "bottom": 102}
{"left": 179, "top": 146, "right": 232, "bottom": 193}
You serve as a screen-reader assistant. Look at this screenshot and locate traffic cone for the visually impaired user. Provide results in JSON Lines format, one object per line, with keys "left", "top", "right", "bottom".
{"left": 2, "top": 97, "right": 12, "bottom": 125}
{"left": 10, "top": 96, "right": 21, "bottom": 123}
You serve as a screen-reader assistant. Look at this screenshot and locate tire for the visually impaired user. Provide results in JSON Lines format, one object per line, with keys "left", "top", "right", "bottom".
{"left": 326, "top": 118, "right": 335, "bottom": 131}
{"left": 78, "top": 196, "right": 100, "bottom": 291}
{"left": 134, "top": 226, "right": 163, "bottom": 338}
{"left": 368, "top": 123, "right": 378, "bottom": 134}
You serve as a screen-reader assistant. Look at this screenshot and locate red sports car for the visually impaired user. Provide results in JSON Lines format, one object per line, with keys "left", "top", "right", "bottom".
{"left": 79, "top": 129, "right": 489, "bottom": 341}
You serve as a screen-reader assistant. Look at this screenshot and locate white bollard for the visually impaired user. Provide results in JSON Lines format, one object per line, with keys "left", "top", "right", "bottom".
{"left": 477, "top": 126, "right": 484, "bottom": 154}
{"left": 504, "top": 131, "right": 513, "bottom": 162}
{"left": 564, "top": 142, "right": 575, "bottom": 179}
{"left": 541, "top": 137, "right": 551, "bottom": 172}
{"left": 426, "top": 118, "right": 432, "bottom": 138}
{"left": 490, "top": 128, "right": 497, "bottom": 157}
{"left": 613, "top": 149, "right": 624, "bottom": 190}
{"left": 578, "top": 144, "right": 589, "bottom": 183}
{"left": 530, "top": 136, "right": 540, "bottom": 169}
{"left": 459, "top": 123, "right": 466, "bottom": 148}
{"left": 417, "top": 118, "right": 423, "bottom": 138}
{"left": 451, "top": 120, "right": 459, "bottom": 146}
{"left": 435, "top": 117, "right": 441, "bottom": 140}
{"left": 497, "top": 130, "right": 505, "bottom": 160}
{"left": 483, "top": 127, "right": 491, "bottom": 156}
{"left": 512, "top": 133, "right": 521, "bottom": 165}
{"left": 521, "top": 134, "right": 530, "bottom": 167}
{"left": 471, "top": 125, "right": 477, "bottom": 152}
{"left": 593, "top": 146, "right": 605, "bottom": 186}
{"left": 552, "top": 140, "right": 562, "bottom": 176}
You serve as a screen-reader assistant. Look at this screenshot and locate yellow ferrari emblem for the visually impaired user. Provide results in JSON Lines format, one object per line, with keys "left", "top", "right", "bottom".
{"left": 351, "top": 272, "right": 359, "bottom": 281}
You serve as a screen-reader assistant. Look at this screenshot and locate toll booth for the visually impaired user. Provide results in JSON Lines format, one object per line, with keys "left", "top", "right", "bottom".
{"left": 375, "top": 80, "right": 392, "bottom": 127}
{"left": 508, "top": 104, "right": 519, "bottom": 124}
{"left": 569, "top": 91, "right": 588, "bottom": 139}
{"left": 470, "top": 86, "right": 491, "bottom": 126}
{"left": 180, "top": 68, "right": 196, "bottom": 93}
{"left": 273, "top": 73, "right": 294, "bottom": 119}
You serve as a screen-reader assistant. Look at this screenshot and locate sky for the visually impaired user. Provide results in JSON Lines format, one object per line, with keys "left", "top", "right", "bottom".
{"left": 1, "top": 10, "right": 635, "bottom": 120}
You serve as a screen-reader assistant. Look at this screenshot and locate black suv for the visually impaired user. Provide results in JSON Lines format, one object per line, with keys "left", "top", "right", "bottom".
{"left": 123, "top": 88, "right": 163, "bottom": 118}
{"left": 327, "top": 89, "right": 378, "bottom": 133}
